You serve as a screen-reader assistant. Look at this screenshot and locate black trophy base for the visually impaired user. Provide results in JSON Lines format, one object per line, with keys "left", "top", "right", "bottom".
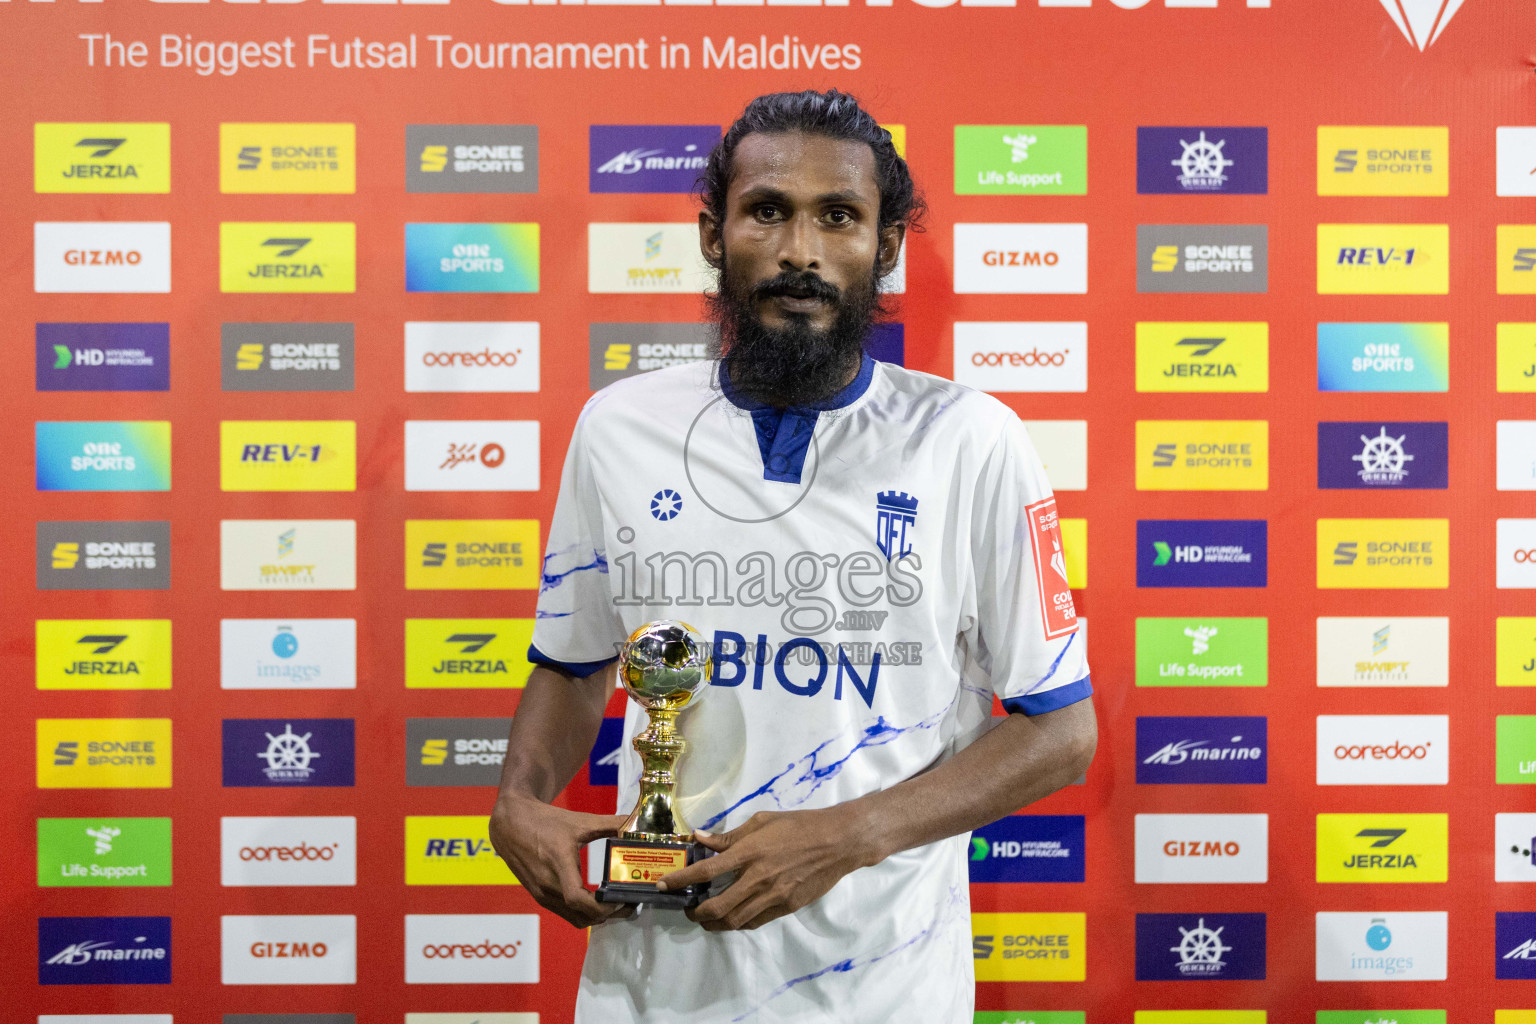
{"left": 595, "top": 837, "right": 712, "bottom": 908}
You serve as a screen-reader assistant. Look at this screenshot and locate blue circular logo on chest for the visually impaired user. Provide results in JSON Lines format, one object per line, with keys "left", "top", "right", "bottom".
{"left": 650, "top": 489, "right": 683, "bottom": 521}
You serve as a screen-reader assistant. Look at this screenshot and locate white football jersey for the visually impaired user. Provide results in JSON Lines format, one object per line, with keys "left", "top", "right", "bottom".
{"left": 531, "top": 353, "right": 1091, "bottom": 1024}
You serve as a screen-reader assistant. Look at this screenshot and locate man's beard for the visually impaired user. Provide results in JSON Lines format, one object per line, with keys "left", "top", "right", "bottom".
{"left": 709, "top": 256, "right": 884, "bottom": 409}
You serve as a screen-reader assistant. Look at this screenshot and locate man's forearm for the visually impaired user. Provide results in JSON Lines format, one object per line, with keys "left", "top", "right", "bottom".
{"left": 847, "top": 699, "right": 1097, "bottom": 867}
{"left": 497, "top": 663, "right": 614, "bottom": 804}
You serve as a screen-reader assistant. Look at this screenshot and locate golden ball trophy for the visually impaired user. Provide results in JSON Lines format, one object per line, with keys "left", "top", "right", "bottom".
{"left": 596, "top": 619, "right": 714, "bottom": 909}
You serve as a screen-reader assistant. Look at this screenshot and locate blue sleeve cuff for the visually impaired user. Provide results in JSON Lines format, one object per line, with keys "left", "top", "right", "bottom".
{"left": 528, "top": 643, "right": 617, "bottom": 679}
{"left": 1001, "top": 675, "right": 1093, "bottom": 717}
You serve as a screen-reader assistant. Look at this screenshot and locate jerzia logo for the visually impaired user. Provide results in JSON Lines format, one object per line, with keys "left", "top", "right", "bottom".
{"left": 875, "top": 491, "right": 918, "bottom": 560}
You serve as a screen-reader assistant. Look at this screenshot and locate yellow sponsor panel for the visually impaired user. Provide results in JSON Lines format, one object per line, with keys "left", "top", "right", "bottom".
{"left": 1498, "top": 618, "right": 1536, "bottom": 687}
{"left": 404, "top": 619, "right": 536, "bottom": 689}
{"left": 219, "top": 222, "right": 356, "bottom": 294}
{"left": 1136, "top": 421, "right": 1268, "bottom": 491}
{"left": 1316, "top": 518, "right": 1448, "bottom": 589}
{"left": 1060, "top": 518, "right": 1086, "bottom": 590}
{"left": 219, "top": 123, "right": 356, "bottom": 194}
{"left": 37, "top": 718, "right": 171, "bottom": 789}
{"left": 219, "top": 420, "right": 356, "bottom": 492}
{"left": 1496, "top": 1013, "right": 1536, "bottom": 1024}
{"left": 1135, "top": 322, "right": 1269, "bottom": 393}
{"left": 1316, "top": 126, "right": 1448, "bottom": 196}
{"left": 1317, "top": 224, "right": 1448, "bottom": 295}
{"left": 1316, "top": 813, "right": 1448, "bottom": 883}
{"left": 1498, "top": 226, "right": 1536, "bottom": 295}
{"left": 1136, "top": 1014, "right": 1265, "bottom": 1024}
{"left": 882, "top": 124, "right": 906, "bottom": 159}
{"left": 971, "top": 912, "right": 1085, "bottom": 982}
{"left": 1497, "top": 324, "right": 1536, "bottom": 392}
{"left": 405, "top": 520, "right": 540, "bottom": 590}
{"left": 405, "top": 816, "right": 517, "bottom": 885}
{"left": 36, "top": 620, "right": 171, "bottom": 691}
{"left": 35, "top": 123, "right": 171, "bottom": 193}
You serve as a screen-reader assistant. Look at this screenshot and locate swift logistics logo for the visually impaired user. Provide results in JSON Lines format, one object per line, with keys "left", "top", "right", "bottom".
{"left": 952, "top": 322, "right": 1088, "bottom": 393}
{"left": 221, "top": 323, "right": 355, "bottom": 391}
{"left": 219, "top": 420, "right": 356, "bottom": 492}
{"left": 405, "top": 816, "right": 516, "bottom": 885}
{"left": 35, "top": 123, "right": 170, "bottom": 193}
{"left": 970, "top": 913, "right": 1086, "bottom": 982}
{"left": 952, "top": 223, "right": 1088, "bottom": 294}
{"left": 1316, "top": 715, "right": 1449, "bottom": 785}
{"left": 219, "top": 619, "right": 357, "bottom": 690}
{"left": 221, "top": 817, "right": 357, "bottom": 886}
{"left": 406, "top": 321, "right": 540, "bottom": 393}
{"left": 406, "top": 223, "right": 539, "bottom": 292}
{"left": 219, "top": 519, "right": 357, "bottom": 590}
{"left": 588, "top": 223, "right": 714, "bottom": 293}
{"left": 408, "top": 125, "right": 537, "bottom": 193}
{"left": 35, "top": 619, "right": 172, "bottom": 690}
{"left": 1021, "top": 422, "right": 1087, "bottom": 494}
{"left": 1318, "top": 322, "right": 1449, "bottom": 392}
{"left": 36, "top": 719, "right": 171, "bottom": 789}
{"left": 1375, "top": 0, "right": 1466, "bottom": 50}
{"left": 219, "top": 222, "right": 356, "bottom": 293}
{"left": 967, "top": 815, "right": 1085, "bottom": 883}
{"left": 1136, "top": 716, "right": 1267, "bottom": 784}
{"left": 34, "top": 222, "right": 170, "bottom": 293}
{"left": 405, "top": 521, "right": 540, "bottom": 590}
{"left": 1136, "top": 420, "right": 1268, "bottom": 490}
{"left": 221, "top": 719, "right": 355, "bottom": 788}
{"left": 1135, "top": 617, "right": 1267, "bottom": 687}
{"left": 588, "top": 322, "right": 713, "bottom": 389}
{"left": 404, "top": 421, "right": 540, "bottom": 492}
{"left": 1134, "top": 813, "right": 1269, "bottom": 883}
{"left": 1136, "top": 127, "right": 1267, "bottom": 194}
{"left": 35, "top": 421, "right": 170, "bottom": 491}
{"left": 37, "top": 521, "right": 169, "bottom": 590}
{"left": 404, "top": 619, "right": 535, "bottom": 687}
{"left": 1137, "top": 520, "right": 1267, "bottom": 588}
{"left": 1498, "top": 225, "right": 1536, "bottom": 295}
{"left": 1315, "top": 813, "right": 1448, "bottom": 882}
{"left": 220, "top": 915, "right": 357, "bottom": 985}
{"left": 1315, "top": 617, "right": 1450, "bottom": 687}
{"left": 1317, "top": 224, "right": 1448, "bottom": 294}
{"left": 37, "top": 817, "right": 172, "bottom": 887}
{"left": 1317, "top": 421, "right": 1448, "bottom": 489}
{"left": 589, "top": 125, "right": 717, "bottom": 193}
{"left": 1134, "top": 322, "right": 1268, "bottom": 393}
{"left": 1317, "top": 126, "right": 1448, "bottom": 195}
{"left": 1316, "top": 518, "right": 1448, "bottom": 588}
{"left": 406, "top": 718, "right": 512, "bottom": 785}
{"left": 1315, "top": 912, "right": 1447, "bottom": 981}
{"left": 37, "top": 323, "right": 169, "bottom": 392}
{"left": 1497, "top": 616, "right": 1536, "bottom": 687}
{"left": 953, "top": 125, "right": 1087, "bottom": 195}
{"left": 39, "top": 916, "right": 171, "bottom": 985}
{"left": 1136, "top": 225, "right": 1267, "bottom": 293}
{"left": 219, "top": 123, "right": 355, "bottom": 193}
{"left": 1134, "top": 913, "right": 1266, "bottom": 980}
{"left": 404, "top": 914, "right": 540, "bottom": 984}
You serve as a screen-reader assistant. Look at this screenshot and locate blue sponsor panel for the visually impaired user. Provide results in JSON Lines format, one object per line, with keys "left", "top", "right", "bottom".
{"left": 221, "top": 718, "right": 355, "bottom": 787}
{"left": 36, "top": 323, "right": 170, "bottom": 391}
{"left": 589, "top": 716, "right": 623, "bottom": 787}
{"left": 1497, "top": 911, "right": 1536, "bottom": 979}
{"left": 867, "top": 323, "right": 905, "bottom": 367}
{"left": 1136, "top": 716, "right": 1268, "bottom": 784}
{"left": 1317, "top": 323, "right": 1449, "bottom": 392}
{"left": 39, "top": 916, "right": 171, "bottom": 985}
{"left": 1317, "top": 421, "right": 1448, "bottom": 490}
{"left": 35, "top": 421, "right": 171, "bottom": 492}
{"left": 1135, "top": 912, "right": 1266, "bottom": 980}
{"left": 1137, "top": 520, "right": 1267, "bottom": 588}
{"left": 968, "top": 815, "right": 1085, "bottom": 883}
{"left": 1136, "top": 127, "right": 1268, "bottom": 194}
{"left": 589, "top": 125, "right": 720, "bottom": 193}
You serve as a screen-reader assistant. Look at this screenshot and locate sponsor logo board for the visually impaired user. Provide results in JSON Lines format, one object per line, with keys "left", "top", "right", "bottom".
{"left": 404, "top": 620, "right": 535, "bottom": 689}
{"left": 1136, "top": 420, "right": 1268, "bottom": 491}
{"left": 1134, "top": 912, "right": 1266, "bottom": 980}
{"left": 1317, "top": 126, "right": 1448, "bottom": 196}
{"left": 1316, "top": 518, "right": 1448, "bottom": 589}
{"left": 1137, "top": 126, "right": 1267, "bottom": 194}
{"left": 954, "top": 125, "right": 1087, "bottom": 195}
{"left": 1020, "top": 421, "right": 1087, "bottom": 493}
{"left": 1136, "top": 716, "right": 1267, "bottom": 784}
{"left": 1315, "top": 912, "right": 1446, "bottom": 981}
{"left": 1137, "top": 520, "right": 1267, "bottom": 588}
{"left": 589, "top": 716, "right": 624, "bottom": 787}
{"left": 405, "top": 1017, "right": 537, "bottom": 1024}
{"left": 589, "top": 322, "right": 712, "bottom": 390}
{"left": 1497, "top": 617, "right": 1536, "bottom": 687}
{"left": 37, "top": 323, "right": 170, "bottom": 392}
{"left": 1499, "top": 225, "right": 1536, "bottom": 295}
{"left": 1316, "top": 715, "right": 1448, "bottom": 785}
{"left": 1135, "top": 617, "right": 1267, "bottom": 687}
{"left": 405, "top": 223, "right": 538, "bottom": 293}
{"left": 36, "top": 421, "right": 170, "bottom": 492}
{"left": 220, "top": 817, "right": 356, "bottom": 887}
{"left": 1498, "top": 127, "right": 1536, "bottom": 197}
{"left": 952, "top": 322, "right": 1087, "bottom": 393}
{"left": 1498, "top": 322, "right": 1536, "bottom": 392}
{"left": 587, "top": 223, "right": 713, "bottom": 293}
{"left": 220, "top": 324, "right": 355, "bottom": 392}
{"left": 405, "top": 521, "right": 539, "bottom": 590}
{"left": 404, "top": 914, "right": 540, "bottom": 984}
{"left": 407, "top": 718, "right": 512, "bottom": 786}
{"left": 35, "top": 123, "right": 171, "bottom": 194}
{"left": 37, "top": 719, "right": 171, "bottom": 789}
{"left": 1135, "top": 1016, "right": 1264, "bottom": 1024}
{"left": 1499, "top": 519, "right": 1536, "bottom": 588}
{"left": 968, "top": 815, "right": 1085, "bottom": 883}
{"left": 1137, "top": 225, "right": 1267, "bottom": 293}
{"left": 1498, "top": 421, "right": 1536, "bottom": 490}
{"left": 35, "top": 222, "right": 170, "bottom": 293}
{"left": 1316, "top": 1014, "right": 1442, "bottom": 1024}
{"left": 406, "top": 816, "right": 515, "bottom": 885}
{"left": 220, "top": 123, "right": 355, "bottom": 193}
{"left": 405, "top": 421, "right": 539, "bottom": 492}
{"left": 219, "top": 420, "right": 356, "bottom": 491}
{"left": 1135, "top": 814, "right": 1268, "bottom": 883}
{"left": 37, "top": 521, "right": 170, "bottom": 590}
{"left": 1498, "top": 716, "right": 1536, "bottom": 784}
{"left": 1316, "top": 813, "right": 1448, "bottom": 882}
{"left": 220, "top": 520, "right": 356, "bottom": 590}
{"left": 408, "top": 124, "right": 537, "bottom": 194}
{"left": 219, "top": 222, "right": 355, "bottom": 293}
{"left": 220, "top": 619, "right": 356, "bottom": 691}
{"left": 405, "top": 322, "right": 540, "bottom": 393}
{"left": 37, "top": 817, "right": 172, "bottom": 887}
{"left": 221, "top": 719, "right": 355, "bottom": 788}
{"left": 589, "top": 124, "right": 717, "bottom": 193}
{"left": 1495, "top": 813, "right": 1536, "bottom": 881}
{"left": 220, "top": 915, "right": 356, "bottom": 985}
{"left": 1317, "top": 224, "right": 1448, "bottom": 294}
{"left": 953, "top": 223, "right": 1088, "bottom": 294}
{"left": 1316, "top": 617, "right": 1449, "bottom": 687}
{"left": 1318, "top": 422, "right": 1448, "bottom": 489}
{"left": 971, "top": 913, "right": 1086, "bottom": 982}
{"left": 1317, "top": 322, "right": 1449, "bottom": 392}
{"left": 39, "top": 916, "right": 170, "bottom": 985}
{"left": 1497, "top": 912, "right": 1536, "bottom": 979}
{"left": 1134, "top": 322, "right": 1268, "bottom": 393}
{"left": 36, "top": 619, "right": 172, "bottom": 691}
{"left": 974, "top": 1015, "right": 1083, "bottom": 1024}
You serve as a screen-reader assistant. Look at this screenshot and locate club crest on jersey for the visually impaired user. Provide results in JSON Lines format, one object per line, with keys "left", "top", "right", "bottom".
{"left": 875, "top": 491, "right": 919, "bottom": 560}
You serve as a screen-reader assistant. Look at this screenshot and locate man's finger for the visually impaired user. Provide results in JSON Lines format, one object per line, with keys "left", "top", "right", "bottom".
{"left": 572, "top": 813, "right": 631, "bottom": 846}
{"left": 555, "top": 853, "right": 617, "bottom": 925}
{"left": 655, "top": 847, "right": 738, "bottom": 892}
{"left": 705, "top": 890, "right": 780, "bottom": 933}
{"left": 685, "top": 869, "right": 758, "bottom": 924}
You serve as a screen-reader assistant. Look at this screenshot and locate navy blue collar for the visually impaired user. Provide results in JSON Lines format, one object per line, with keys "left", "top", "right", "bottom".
{"left": 717, "top": 352, "right": 876, "bottom": 414}
{"left": 717, "top": 353, "right": 876, "bottom": 486}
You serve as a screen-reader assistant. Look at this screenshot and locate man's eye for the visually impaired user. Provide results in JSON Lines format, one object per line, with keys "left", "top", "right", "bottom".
{"left": 826, "top": 210, "right": 852, "bottom": 224}
{"left": 755, "top": 205, "right": 782, "bottom": 220}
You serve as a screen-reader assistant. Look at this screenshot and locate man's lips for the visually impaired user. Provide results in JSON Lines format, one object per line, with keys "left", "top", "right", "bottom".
{"left": 766, "top": 293, "right": 826, "bottom": 313}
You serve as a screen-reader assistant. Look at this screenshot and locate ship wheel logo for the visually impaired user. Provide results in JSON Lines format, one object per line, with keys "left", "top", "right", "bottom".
{"left": 258, "top": 724, "right": 321, "bottom": 782}
{"left": 1172, "top": 917, "right": 1231, "bottom": 976}
{"left": 1353, "top": 426, "right": 1414, "bottom": 484}
{"left": 1172, "top": 131, "right": 1234, "bottom": 190}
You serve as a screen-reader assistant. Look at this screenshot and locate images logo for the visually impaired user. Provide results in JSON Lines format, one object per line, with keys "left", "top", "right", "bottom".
{"left": 39, "top": 916, "right": 171, "bottom": 985}
{"left": 1315, "top": 616, "right": 1449, "bottom": 687}
{"left": 220, "top": 520, "right": 357, "bottom": 591}
{"left": 1316, "top": 813, "right": 1447, "bottom": 882}
{"left": 1134, "top": 813, "right": 1269, "bottom": 883}
{"left": 952, "top": 223, "right": 1088, "bottom": 294}
{"left": 406, "top": 223, "right": 539, "bottom": 293}
{"left": 1317, "top": 224, "right": 1448, "bottom": 294}
{"left": 1136, "top": 420, "right": 1268, "bottom": 490}
{"left": 406, "top": 816, "right": 515, "bottom": 885}
{"left": 219, "top": 420, "right": 356, "bottom": 492}
{"left": 219, "top": 222, "right": 356, "bottom": 293}
{"left": 1315, "top": 912, "right": 1447, "bottom": 981}
{"left": 403, "top": 619, "right": 535, "bottom": 688}
{"left": 952, "top": 322, "right": 1088, "bottom": 393}
{"left": 220, "top": 915, "right": 356, "bottom": 985}
{"left": 220, "top": 619, "right": 356, "bottom": 690}
{"left": 1375, "top": 0, "right": 1465, "bottom": 51}
{"left": 220, "top": 123, "right": 355, "bottom": 193}
{"left": 1136, "top": 127, "right": 1267, "bottom": 194}
{"left": 35, "top": 123, "right": 170, "bottom": 194}
{"left": 36, "top": 619, "right": 171, "bottom": 691}
{"left": 405, "top": 421, "right": 540, "bottom": 492}
{"left": 405, "top": 521, "right": 540, "bottom": 590}
{"left": 36, "top": 421, "right": 170, "bottom": 492}
{"left": 588, "top": 322, "right": 713, "bottom": 389}
{"left": 1136, "top": 225, "right": 1267, "bottom": 293}
{"left": 587, "top": 223, "right": 714, "bottom": 293}
{"left": 1137, "top": 716, "right": 1267, "bottom": 784}
{"left": 1496, "top": 617, "right": 1536, "bottom": 687}
{"left": 1498, "top": 127, "right": 1536, "bottom": 197}
{"left": 1135, "top": 322, "right": 1268, "bottom": 393}
{"left": 406, "top": 718, "right": 512, "bottom": 786}
{"left": 220, "top": 817, "right": 357, "bottom": 887}
{"left": 1499, "top": 225, "right": 1536, "bottom": 295}
{"left": 968, "top": 816, "right": 1085, "bottom": 883}
{"left": 1316, "top": 519, "right": 1448, "bottom": 588}
{"left": 1497, "top": 716, "right": 1536, "bottom": 784}
{"left": 220, "top": 324, "right": 354, "bottom": 392}
{"left": 1134, "top": 913, "right": 1265, "bottom": 980}
{"left": 1317, "top": 127, "right": 1448, "bottom": 194}
{"left": 36, "top": 719, "right": 171, "bottom": 789}
{"left": 34, "top": 222, "right": 171, "bottom": 294}
{"left": 406, "top": 322, "right": 540, "bottom": 393}
{"left": 1316, "top": 715, "right": 1449, "bottom": 785}
{"left": 1138, "top": 520, "right": 1267, "bottom": 588}
{"left": 1135, "top": 617, "right": 1267, "bottom": 687}
{"left": 37, "top": 818, "right": 172, "bottom": 887}
{"left": 589, "top": 125, "right": 718, "bottom": 193}
{"left": 408, "top": 125, "right": 538, "bottom": 193}
{"left": 404, "top": 914, "right": 540, "bottom": 984}
{"left": 971, "top": 913, "right": 1085, "bottom": 982}
{"left": 37, "top": 323, "right": 170, "bottom": 392}
{"left": 1317, "top": 422, "right": 1448, "bottom": 489}
{"left": 954, "top": 125, "right": 1088, "bottom": 196}
{"left": 1317, "top": 322, "right": 1449, "bottom": 392}
{"left": 221, "top": 719, "right": 355, "bottom": 788}
{"left": 37, "top": 521, "right": 170, "bottom": 590}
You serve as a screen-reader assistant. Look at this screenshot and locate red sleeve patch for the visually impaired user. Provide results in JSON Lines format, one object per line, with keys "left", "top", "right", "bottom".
{"left": 1026, "top": 495, "right": 1079, "bottom": 640}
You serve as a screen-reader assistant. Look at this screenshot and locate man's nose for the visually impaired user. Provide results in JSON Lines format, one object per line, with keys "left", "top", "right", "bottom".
{"left": 777, "top": 211, "right": 822, "bottom": 272}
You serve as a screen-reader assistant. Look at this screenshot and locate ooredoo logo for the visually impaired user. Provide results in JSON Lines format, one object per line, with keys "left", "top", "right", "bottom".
{"left": 1316, "top": 715, "right": 1448, "bottom": 785}
{"left": 221, "top": 817, "right": 356, "bottom": 886}
{"left": 220, "top": 915, "right": 355, "bottom": 985}
{"left": 952, "top": 322, "right": 1087, "bottom": 393}
{"left": 404, "top": 322, "right": 540, "bottom": 393}
{"left": 405, "top": 914, "right": 539, "bottom": 984}
{"left": 1499, "top": 520, "right": 1536, "bottom": 589}
{"left": 972, "top": 348, "right": 1068, "bottom": 366}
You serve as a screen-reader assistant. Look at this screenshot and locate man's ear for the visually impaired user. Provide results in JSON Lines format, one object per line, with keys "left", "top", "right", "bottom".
{"left": 877, "top": 223, "right": 906, "bottom": 279}
{"left": 699, "top": 210, "right": 724, "bottom": 269}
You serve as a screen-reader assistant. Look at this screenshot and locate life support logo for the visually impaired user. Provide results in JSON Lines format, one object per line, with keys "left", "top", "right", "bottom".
{"left": 971, "top": 912, "right": 1086, "bottom": 982}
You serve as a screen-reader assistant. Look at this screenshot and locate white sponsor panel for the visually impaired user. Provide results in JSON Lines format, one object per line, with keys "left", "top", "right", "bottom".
{"left": 1498, "top": 422, "right": 1536, "bottom": 491}
{"left": 880, "top": 246, "right": 906, "bottom": 294}
{"left": 404, "top": 322, "right": 541, "bottom": 393}
{"left": 1020, "top": 420, "right": 1087, "bottom": 492}
{"left": 1498, "top": 519, "right": 1536, "bottom": 589}
{"left": 40, "top": 1019, "right": 174, "bottom": 1024}
{"left": 1316, "top": 715, "right": 1449, "bottom": 785}
{"left": 404, "top": 421, "right": 540, "bottom": 492}
{"left": 1315, "top": 912, "right": 1447, "bottom": 981}
{"left": 952, "top": 223, "right": 1088, "bottom": 294}
{"left": 220, "top": 618, "right": 357, "bottom": 690}
{"left": 219, "top": 519, "right": 356, "bottom": 591}
{"left": 953, "top": 322, "right": 1088, "bottom": 393}
{"left": 1315, "top": 616, "right": 1449, "bottom": 687}
{"left": 587, "top": 223, "right": 714, "bottom": 294}
{"left": 221, "top": 816, "right": 357, "bottom": 887}
{"left": 35, "top": 222, "right": 171, "bottom": 294}
{"left": 1497, "top": 127, "right": 1536, "bottom": 197}
{"left": 406, "top": 1016, "right": 540, "bottom": 1024}
{"left": 1134, "top": 813, "right": 1268, "bottom": 884}
{"left": 405, "top": 914, "right": 540, "bottom": 984}
{"left": 221, "top": 914, "right": 357, "bottom": 985}
{"left": 1497, "top": 813, "right": 1536, "bottom": 882}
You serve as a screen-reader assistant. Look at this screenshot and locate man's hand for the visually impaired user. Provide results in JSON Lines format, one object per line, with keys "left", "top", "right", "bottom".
{"left": 656, "top": 807, "right": 879, "bottom": 932}
{"left": 489, "top": 792, "right": 634, "bottom": 929}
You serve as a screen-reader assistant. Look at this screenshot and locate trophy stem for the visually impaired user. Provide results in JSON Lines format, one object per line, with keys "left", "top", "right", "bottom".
{"left": 617, "top": 706, "right": 692, "bottom": 843}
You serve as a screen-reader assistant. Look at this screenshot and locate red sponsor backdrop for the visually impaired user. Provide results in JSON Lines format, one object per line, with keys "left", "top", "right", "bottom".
{"left": 3, "top": 0, "right": 1533, "bottom": 1017}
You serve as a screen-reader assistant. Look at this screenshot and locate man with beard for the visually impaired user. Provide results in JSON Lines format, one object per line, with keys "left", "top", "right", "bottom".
{"left": 489, "top": 90, "right": 1096, "bottom": 1022}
